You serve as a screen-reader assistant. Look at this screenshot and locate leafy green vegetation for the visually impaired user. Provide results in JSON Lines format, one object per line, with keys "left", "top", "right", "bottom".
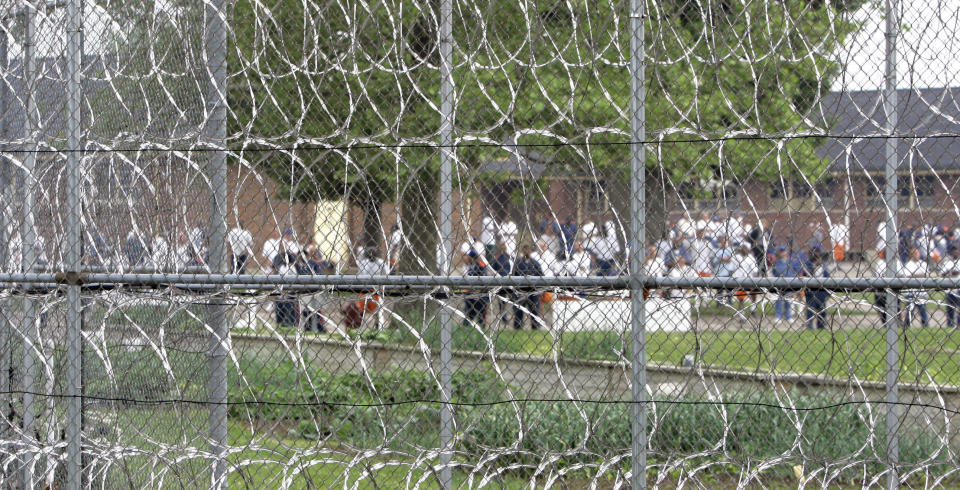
{"left": 463, "top": 394, "right": 953, "bottom": 482}
{"left": 81, "top": 368, "right": 956, "bottom": 487}
{"left": 72, "top": 337, "right": 959, "bottom": 486}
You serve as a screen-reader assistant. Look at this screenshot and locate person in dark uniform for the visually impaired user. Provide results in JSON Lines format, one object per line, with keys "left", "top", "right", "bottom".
{"left": 489, "top": 242, "right": 513, "bottom": 323}
{"left": 803, "top": 251, "right": 830, "bottom": 330}
{"left": 747, "top": 219, "right": 770, "bottom": 276}
{"left": 512, "top": 244, "right": 543, "bottom": 330}
{"left": 463, "top": 250, "right": 490, "bottom": 328}
{"left": 272, "top": 249, "right": 300, "bottom": 327}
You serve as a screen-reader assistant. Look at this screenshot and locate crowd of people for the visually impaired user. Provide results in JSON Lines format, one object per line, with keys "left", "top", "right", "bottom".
{"left": 641, "top": 212, "right": 960, "bottom": 330}
{"left": 456, "top": 215, "right": 628, "bottom": 329}
{"left": 635, "top": 212, "right": 838, "bottom": 330}
{"left": 9, "top": 208, "right": 958, "bottom": 332}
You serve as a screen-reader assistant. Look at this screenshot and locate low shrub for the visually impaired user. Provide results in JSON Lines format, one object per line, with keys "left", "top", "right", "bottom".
{"left": 460, "top": 393, "right": 954, "bottom": 477}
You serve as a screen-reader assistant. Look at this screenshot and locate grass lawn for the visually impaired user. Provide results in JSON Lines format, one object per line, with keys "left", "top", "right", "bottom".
{"left": 364, "top": 323, "right": 960, "bottom": 385}
{"left": 80, "top": 405, "right": 529, "bottom": 488}
{"left": 82, "top": 296, "right": 960, "bottom": 386}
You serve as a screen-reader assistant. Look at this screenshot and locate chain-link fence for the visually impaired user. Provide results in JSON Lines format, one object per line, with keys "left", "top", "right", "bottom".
{"left": 1, "top": 0, "right": 960, "bottom": 487}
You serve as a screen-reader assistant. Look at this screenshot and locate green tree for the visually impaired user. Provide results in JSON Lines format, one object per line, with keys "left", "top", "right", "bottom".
{"left": 226, "top": 0, "right": 863, "bottom": 265}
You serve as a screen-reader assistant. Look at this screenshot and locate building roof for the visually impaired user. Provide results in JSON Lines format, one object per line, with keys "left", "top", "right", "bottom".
{"left": 477, "top": 143, "right": 552, "bottom": 178}
{"left": 818, "top": 87, "right": 960, "bottom": 172}
{"left": 478, "top": 154, "right": 549, "bottom": 177}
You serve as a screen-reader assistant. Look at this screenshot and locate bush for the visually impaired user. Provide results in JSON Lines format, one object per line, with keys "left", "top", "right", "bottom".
{"left": 461, "top": 393, "right": 954, "bottom": 476}
{"left": 228, "top": 355, "right": 512, "bottom": 445}
{"left": 559, "top": 330, "right": 626, "bottom": 361}
{"left": 84, "top": 347, "right": 205, "bottom": 404}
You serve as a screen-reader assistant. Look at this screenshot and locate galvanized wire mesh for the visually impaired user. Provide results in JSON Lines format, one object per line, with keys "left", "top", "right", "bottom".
{"left": 0, "top": 0, "right": 960, "bottom": 487}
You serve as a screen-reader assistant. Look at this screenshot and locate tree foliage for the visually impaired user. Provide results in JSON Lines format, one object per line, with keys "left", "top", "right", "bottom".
{"left": 97, "top": 0, "right": 864, "bottom": 257}
{"left": 228, "top": 0, "right": 861, "bottom": 193}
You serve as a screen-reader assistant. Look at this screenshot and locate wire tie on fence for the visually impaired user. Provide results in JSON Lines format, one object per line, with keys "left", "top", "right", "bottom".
{"left": 54, "top": 271, "right": 83, "bottom": 286}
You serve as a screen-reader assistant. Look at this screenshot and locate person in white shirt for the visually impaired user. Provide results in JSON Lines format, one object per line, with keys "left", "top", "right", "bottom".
{"left": 677, "top": 215, "right": 697, "bottom": 241}
{"left": 356, "top": 246, "right": 389, "bottom": 276}
{"left": 228, "top": 222, "right": 254, "bottom": 273}
{"left": 189, "top": 227, "right": 205, "bottom": 253}
{"left": 643, "top": 244, "right": 666, "bottom": 278}
{"left": 564, "top": 241, "right": 592, "bottom": 276}
{"left": 695, "top": 212, "right": 710, "bottom": 238}
{"left": 281, "top": 228, "right": 301, "bottom": 256}
{"left": 498, "top": 218, "right": 519, "bottom": 257}
{"left": 592, "top": 221, "right": 621, "bottom": 276}
{"left": 689, "top": 228, "right": 714, "bottom": 277}
{"left": 261, "top": 230, "right": 282, "bottom": 270}
{"left": 733, "top": 243, "right": 758, "bottom": 277}
{"left": 387, "top": 224, "right": 405, "bottom": 271}
{"left": 876, "top": 221, "right": 889, "bottom": 260}
{"left": 581, "top": 221, "right": 596, "bottom": 244}
{"left": 532, "top": 238, "right": 559, "bottom": 277}
{"left": 6, "top": 233, "right": 47, "bottom": 271}
{"left": 941, "top": 246, "right": 960, "bottom": 327}
{"left": 706, "top": 215, "right": 723, "bottom": 241}
{"left": 539, "top": 224, "right": 563, "bottom": 257}
{"left": 666, "top": 256, "right": 697, "bottom": 299}
{"left": 480, "top": 216, "right": 498, "bottom": 253}
{"left": 830, "top": 222, "right": 849, "bottom": 262}
{"left": 899, "top": 247, "right": 929, "bottom": 327}
{"left": 725, "top": 211, "right": 751, "bottom": 245}
{"left": 151, "top": 234, "right": 171, "bottom": 270}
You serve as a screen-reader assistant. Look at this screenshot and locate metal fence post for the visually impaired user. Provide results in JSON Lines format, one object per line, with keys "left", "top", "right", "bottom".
{"left": 438, "top": 0, "right": 454, "bottom": 486}
{"left": 204, "top": 0, "right": 229, "bottom": 486}
{"left": 0, "top": 22, "right": 9, "bottom": 451}
{"left": 883, "top": 0, "right": 900, "bottom": 487}
{"left": 20, "top": 3, "right": 39, "bottom": 486}
{"left": 629, "top": 0, "right": 647, "bottom": 488}
{"left": 65, "top": 0, "right": 84, "bottom": 485}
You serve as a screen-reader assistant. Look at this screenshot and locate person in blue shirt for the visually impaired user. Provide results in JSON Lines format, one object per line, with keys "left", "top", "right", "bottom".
{"left": 803, "top": 251, "right": 830, "bottom": 330}
{"left": 664, "top": 234, "right": 691, "bottom": 270}
{"left": 512, "top": 244, "right": 544, "bottom": 329}
{"left": 788, "top": 244, "right": 811, "bottom": 320}
{"left": 491, "top": 242, "right": 513, "bottom": 276}
{"left": 770, "top": 246, "right": 794, "bottom": 322}
{"left": 560, "top": 218, "right": 578, "bottom": 258}
{"left": 788, "top": 246, "right": 810, "bottom": 281}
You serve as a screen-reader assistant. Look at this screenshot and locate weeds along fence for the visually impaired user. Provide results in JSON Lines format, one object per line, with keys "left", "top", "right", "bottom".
{"left": 2, "top": 0, "right": 960, "bottom": 487}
